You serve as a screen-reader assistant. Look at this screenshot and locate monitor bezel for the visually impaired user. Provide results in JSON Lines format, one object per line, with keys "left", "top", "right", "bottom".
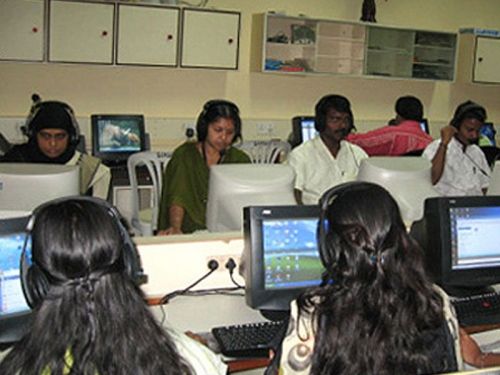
{"left": 243, "top": 205, "right": 322, "bottom": 313}
{"left": 423, "top": 196, "right": 500, "bottom": 295}
{"left": 90, "top": 114, "right": 147, "bottom": 164}
{"left": 0, "top": 215, "right": 32, "bottom": 345}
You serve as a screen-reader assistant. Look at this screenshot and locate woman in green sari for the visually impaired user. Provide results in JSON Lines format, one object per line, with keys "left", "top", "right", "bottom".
{"left": 157, "top": 100, "right": 250, "bottom": 235}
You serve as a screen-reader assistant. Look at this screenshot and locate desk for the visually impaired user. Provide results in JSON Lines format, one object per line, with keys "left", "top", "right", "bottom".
{"left": 149, "top": 294, "right": 268, "bottom": 374}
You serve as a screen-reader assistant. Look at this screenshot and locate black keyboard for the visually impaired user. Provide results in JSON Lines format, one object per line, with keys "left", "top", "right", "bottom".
{"left": 211, "top": 320, "right": 286, "bottom": 358}
{"left": 452, "top": 291, "right": 500, "bottom": 327}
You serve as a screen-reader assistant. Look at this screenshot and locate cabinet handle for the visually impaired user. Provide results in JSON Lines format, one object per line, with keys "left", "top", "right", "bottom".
{"left": 32, "top": 27, "right": 39, "bottom": 33}
{"left": 166, "top": 34, "right": 173, "bottom": 41}
{"left": 478, "top": 57, "right": 483, "bottom": 63}
{"left": 228, "top": 38, "right": 234, "bottom": 44}
{"left": 101, "top": 30, "right": 108, "bottom": 37}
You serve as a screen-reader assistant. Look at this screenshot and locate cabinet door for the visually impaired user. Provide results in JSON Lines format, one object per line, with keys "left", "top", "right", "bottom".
{"left": 49, "top": 0, "right": 114, "bottom": 64}
{"left": 181, "top": 9, "right": 240, "bottom": 69}
{"left": 0, "top": 0, "right": 44, "bottom": 61}
{"left": 474, "top": 36, "right": 500, "bottom": 83}
{"left": 117, "top": 4, "right": 179, "bottom": 66}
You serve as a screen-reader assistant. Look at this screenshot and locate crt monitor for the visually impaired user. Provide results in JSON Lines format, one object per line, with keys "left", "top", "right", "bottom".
{"left": 291, "top": 116, "right": 317, "bottom": 147}
{"left": 91, "top": 114, "right": 147, "bottom": 164}
{"left": 206, "top": 164, "right": 296, "bottom": 232}
{"left": 0, "top": 163, "right": 79, "bottom": 213}
{"left": 243, "top": 205, "right": 323, "bottom": 317}
{"left": 0, "top": 215, "right": 32, "bottom": 346}
{"left": 480, "top": 122, "right": 496, "bottom": 147}
{"left": 410, "top": 196, "right": 500, "bottom": 297}
{"left": 356, "top": 157, "right": 439, "bottom": 224}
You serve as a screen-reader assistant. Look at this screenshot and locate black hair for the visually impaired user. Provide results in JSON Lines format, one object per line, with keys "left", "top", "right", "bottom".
{"left": 299, "top": 183, "right": 454, "bottom": 375}
{"left": 450, "top": 100, "right": 487, "bottom": 129}
{"left": 395, "top": 96, "right": 424, "bottom": 121}
{"left": 196, "top": 100, "right": 242, "bottom": 143}
{"left": 0, "top": 199, "right": 192, "bottom": 375}
{"left": 314, "top": 94, "right": 352, "bottom": 132}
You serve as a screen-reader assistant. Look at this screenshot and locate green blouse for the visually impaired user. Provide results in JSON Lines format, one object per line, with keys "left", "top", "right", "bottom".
{"left": 157, "top": 142, "right": 250, "bottom": 233}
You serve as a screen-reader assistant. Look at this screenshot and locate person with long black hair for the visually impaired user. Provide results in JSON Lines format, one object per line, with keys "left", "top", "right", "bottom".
{"left": 0, "top": 198, "right": 226, "bottom": 374}
{"left": 275, "top": 182, "right": 500, "bottom": 374}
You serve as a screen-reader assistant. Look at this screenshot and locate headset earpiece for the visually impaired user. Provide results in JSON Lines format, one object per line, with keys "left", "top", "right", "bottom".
{"left": 20, "top": 196, "right": 145, "bottom": 309}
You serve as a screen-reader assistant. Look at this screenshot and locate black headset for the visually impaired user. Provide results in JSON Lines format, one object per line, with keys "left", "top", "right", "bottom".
{"left": 450, "top": 101, "right": 487, "bottom": 129}
{"left": 314, "top": 94, "right": 355, "bottom": 134}
{"left": 20, "top": 196, "right": 146, "bottom": 309}
{"left": 23, "top": 100, "right": 81, "bottom": 145}
{"left": 196, "top": 100, "right": 242, "bottom": 142}
{"left": 317, "top": 181, "right": 372, "bottom": 277}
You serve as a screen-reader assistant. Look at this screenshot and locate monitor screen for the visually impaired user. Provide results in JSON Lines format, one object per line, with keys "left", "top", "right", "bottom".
{"left": 206, "top": 164, "right": 296, "bottom": 232}
{"left": 291, "top": 116, "right": 317, "bottom": 147}
{"left": 419, "top": 118, "right": 430, "bottom": 134}
{"left": 0, "top": 215, "right": 32, "bottom": 345}
{"left": 410, "top": 196, "right": 500, "bottom": 297}
{"left": 480, "top": 122, "right": 496, "bottom": 147}
{"left": 0, "top": 163, "right": 79, "bottom": 213}
{"left": 91, "top": 114, "right": 146, "bottom": 164}
{"left": 243, "top": 205, "right": 323, "bottom": 315}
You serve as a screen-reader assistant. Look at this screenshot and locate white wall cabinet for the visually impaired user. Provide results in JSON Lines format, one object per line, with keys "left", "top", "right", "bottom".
{"left": 117, "top": 4, "right": 179, "bottom": 66}
{"left": 0, "top": 0, "right": 44, "bottom": 62}
{"left": 458, "top": 29, "right": 500, "bottom": 84}
{"left": 48, "top": 0, "right": 115, "bottom": 64}
{"left": 257, "top": 13, "right": 457, "bottom": 81}
{"left": 181, "top": 8, "right": 240, "bottom": 69}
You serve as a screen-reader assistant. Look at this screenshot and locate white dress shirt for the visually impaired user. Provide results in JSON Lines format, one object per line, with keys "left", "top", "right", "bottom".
{"left": 287, "top": 136, "right": 368, "bottom": 205}
{"left": 423, "top": 137, "right": 490, "bottom": 196}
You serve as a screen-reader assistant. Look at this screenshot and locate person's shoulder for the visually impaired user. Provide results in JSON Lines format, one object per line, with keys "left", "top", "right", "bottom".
{"left": 172, "top": 142, "right": 197, "bottom": 158}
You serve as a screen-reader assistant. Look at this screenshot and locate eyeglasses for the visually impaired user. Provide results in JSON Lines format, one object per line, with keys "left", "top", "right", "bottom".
{"left": 38, "top": 131, "right": 68, "bottom": 141}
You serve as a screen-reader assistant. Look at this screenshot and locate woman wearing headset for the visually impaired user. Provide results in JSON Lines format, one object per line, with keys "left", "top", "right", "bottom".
{"left": 157, "top": 100, "right": 251, "bottom": 235}
{"left": 0, "top": 197, "right": 227, "bottom": 374}
{"left": 273, "top": 182, "right": 500, "bottom": 374}
{"left": 0, "top": 99, "right": 111, "bottom": 199}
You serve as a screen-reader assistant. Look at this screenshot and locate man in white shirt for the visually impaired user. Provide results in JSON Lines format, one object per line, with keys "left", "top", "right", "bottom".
{"left": 288, "top": 94, "right": 368, "bottom": 205}
{"left": 423, "top": 101, "right": 490, "bottom": 196}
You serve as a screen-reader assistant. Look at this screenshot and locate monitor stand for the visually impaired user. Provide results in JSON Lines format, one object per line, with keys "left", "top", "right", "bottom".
{"left": 260, "top": 309, "right": 289, "bottom": 322}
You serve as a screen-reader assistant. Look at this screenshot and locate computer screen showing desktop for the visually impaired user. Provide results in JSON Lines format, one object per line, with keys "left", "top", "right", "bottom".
{"left": 91, "top": 114, "right": 147, "bottom": 164}
{"left": 0, "top": 215, "right": 32, "bottom": 345}
{"left": 206, "top": 164, "right": 296, "bottom": 232}
{"left": 410, "top": 196, "right": 500, "bottom": 297}
{"left": 243, "top": 205, "right": 323, "bottom": 316}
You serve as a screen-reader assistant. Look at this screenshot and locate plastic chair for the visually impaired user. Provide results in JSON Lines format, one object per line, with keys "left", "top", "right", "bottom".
{"left": 236, "top": 140, "right": 291, "bottom": 164}
{"left": 127, "top": 151, "right": 172, "bottom": 236}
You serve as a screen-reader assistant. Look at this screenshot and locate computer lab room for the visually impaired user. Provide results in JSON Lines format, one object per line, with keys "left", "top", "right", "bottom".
{"left": 1, "top": 0, "right": 500, "bottom": 374}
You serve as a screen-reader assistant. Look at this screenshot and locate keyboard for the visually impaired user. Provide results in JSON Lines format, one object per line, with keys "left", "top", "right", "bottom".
{"left": 452, "top": 291, "right": 500, "bottom": 327}
{"left": 211, "top": 320, "right": 286, "bottom": 358}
